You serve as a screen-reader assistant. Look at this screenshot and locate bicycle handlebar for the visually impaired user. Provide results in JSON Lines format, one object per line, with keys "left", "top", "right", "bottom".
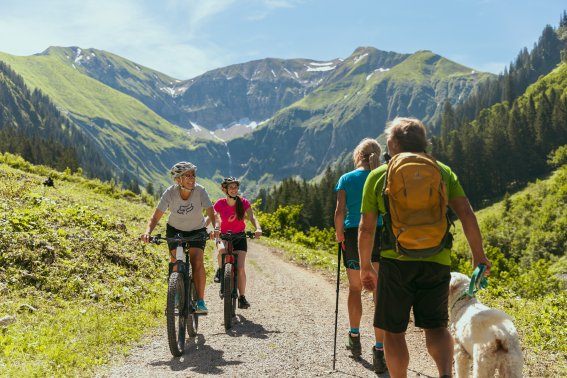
{"left": 219, "top": 231, "right": 255, "bottom": 241}
{"left": 149, "top": 231, "right": 209, "bottom": 245}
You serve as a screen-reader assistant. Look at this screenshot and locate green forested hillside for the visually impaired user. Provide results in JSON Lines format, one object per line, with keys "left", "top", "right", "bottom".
{"left": 433, "top": 17, "right": 567, "bottom": 206}
{"left": 0, "top": 50, "right": 225, "bottom": 189}
{"left": 0, "top": 61, "right": 117, "bottom": 181}
{"left": 433, "top": 61, "right": 567, "bottom": 206}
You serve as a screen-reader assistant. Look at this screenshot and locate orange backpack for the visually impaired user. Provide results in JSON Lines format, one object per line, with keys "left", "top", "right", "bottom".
{"left": 382, "top": 152, "right": 452, "bottom": 257}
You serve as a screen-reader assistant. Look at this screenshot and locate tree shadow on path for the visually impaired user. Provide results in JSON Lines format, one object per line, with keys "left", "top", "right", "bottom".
{"left": 149, "top": 334, "right": 242, "bottom": 375}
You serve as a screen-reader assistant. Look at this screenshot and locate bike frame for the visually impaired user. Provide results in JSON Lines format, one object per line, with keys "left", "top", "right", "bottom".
{"left": 219, "top": 232, "right": 239, "bottom": 301}
{"left": 218, "top": 231, "right": 255, "bottom": 298}
{"left": 156, "top": 232, "right": 206, "bottom": 319}
{"left": 168, "top": 235, "right": 193, "bottom": 318}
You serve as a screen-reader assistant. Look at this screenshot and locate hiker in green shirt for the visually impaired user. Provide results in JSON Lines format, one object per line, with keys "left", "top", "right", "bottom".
{"left": 358, "top": 117, "right": 491, "bottom": 378}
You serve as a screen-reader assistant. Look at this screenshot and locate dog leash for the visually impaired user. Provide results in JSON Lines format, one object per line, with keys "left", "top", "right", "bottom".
{"left": 467, "top": 263, "right": 488, "bottom": 297}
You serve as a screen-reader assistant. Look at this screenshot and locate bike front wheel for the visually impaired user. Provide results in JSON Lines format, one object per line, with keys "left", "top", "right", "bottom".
{"left": 187, "top": 279, "right": 199, "bottom": 337}
{"left": 223, "top": 263, "right": 234, "bottom": 330}
{"left": 167, "top": 272, "right": 186, "bottom": 356}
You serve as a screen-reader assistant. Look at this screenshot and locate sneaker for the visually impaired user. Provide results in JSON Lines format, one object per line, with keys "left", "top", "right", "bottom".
{"left": 214, "top": 268, "right": 221, "bottom": 283}
{"left": 372, "top": 346, "right": 387, "bottom": 373}
{"left": 345, "top": 332, "right": 362, "bottom": 356}
{"left": 195, "top": 299, "right": 208, "bottom": 315}
{"left": 238, "top": 295, "right": 250, "bottom": 309}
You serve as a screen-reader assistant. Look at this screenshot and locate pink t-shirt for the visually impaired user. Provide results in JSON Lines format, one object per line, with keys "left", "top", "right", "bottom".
{"left": 213, "top": 197, "right": 251, "bottom": 234}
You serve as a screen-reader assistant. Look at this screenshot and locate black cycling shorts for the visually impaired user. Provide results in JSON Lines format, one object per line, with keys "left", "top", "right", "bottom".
{"left": 342, "top": 227, "right": 381, "bottom": 270}
{"left": 166, "top": 224, "right": 207, "bottom": 251}
{"left": 219, "top": 233, "right": 248, "bottom": 252}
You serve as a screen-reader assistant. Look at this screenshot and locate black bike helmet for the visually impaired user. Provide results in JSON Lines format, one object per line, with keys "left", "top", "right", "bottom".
{"left": 170, "top": 161, "right": 197, "bottom": 179}
{"left": 221, "top": 177, "right": 240, "bottom": 188}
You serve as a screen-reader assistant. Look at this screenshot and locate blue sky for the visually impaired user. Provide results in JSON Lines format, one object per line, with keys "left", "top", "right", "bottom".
{"left": 0, "top": 0, "right": 565, "bottom": 79}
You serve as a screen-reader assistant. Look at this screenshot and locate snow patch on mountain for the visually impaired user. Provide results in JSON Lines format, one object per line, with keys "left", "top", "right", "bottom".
{"left": 306, "top": 61, "right": 336, "bottom": 72}
{"left": 366, "top": 67, "right": 390, "bottom": 80}
{"left": 159, "top": 85, "right": 188, "bottom": 97}
{"left": 353, "top": 53, "right": 368, "bottom": 64}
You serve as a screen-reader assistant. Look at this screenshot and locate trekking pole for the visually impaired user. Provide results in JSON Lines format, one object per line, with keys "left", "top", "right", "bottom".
{"left": 332, "top": 242, "right": 342, "bottom": 371}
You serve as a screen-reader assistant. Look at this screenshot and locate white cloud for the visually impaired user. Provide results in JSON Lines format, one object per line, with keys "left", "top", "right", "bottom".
{"left": 0, "top": 0, "right": 235, "bottom": 78}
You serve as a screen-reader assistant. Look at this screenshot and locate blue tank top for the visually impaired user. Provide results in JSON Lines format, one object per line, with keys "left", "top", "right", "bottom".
{"left": 335, "top": 169, "right": 383, "bottom": 229}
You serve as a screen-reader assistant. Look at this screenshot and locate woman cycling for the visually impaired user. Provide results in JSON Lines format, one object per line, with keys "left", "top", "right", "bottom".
{"left": 213, "top": 177, "right": 262, "bottom": 309}
{"left": 334, "top": 138, "right": 386, "bottom": 373}
{"left": 140, "top": 161, "right": 216, "bottom": 314}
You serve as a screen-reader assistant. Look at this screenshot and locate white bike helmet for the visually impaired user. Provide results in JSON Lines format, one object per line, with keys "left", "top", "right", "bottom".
{"left": 170, "top": 161, "right": 197, "bottom": 179}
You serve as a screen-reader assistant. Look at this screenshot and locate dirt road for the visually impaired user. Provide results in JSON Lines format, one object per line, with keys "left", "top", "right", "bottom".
{"left": 100, "top": 242, "right": 440, "bottom": 377}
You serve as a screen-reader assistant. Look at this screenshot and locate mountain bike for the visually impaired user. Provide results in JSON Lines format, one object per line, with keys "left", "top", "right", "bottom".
{"left": 218, "top": 231, "right": 255, "bottom": 330}
{"left": 149, "top": 231, "right": 208, "bottom": 356}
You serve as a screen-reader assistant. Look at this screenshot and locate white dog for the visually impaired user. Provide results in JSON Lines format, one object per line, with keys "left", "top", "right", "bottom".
{"left": 448, "top": 272, "right": 523, "bottom": 378}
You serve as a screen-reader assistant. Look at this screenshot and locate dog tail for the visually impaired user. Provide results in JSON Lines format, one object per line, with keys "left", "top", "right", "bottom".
{"left": 495, "top": 335, "right": 524, "bottom": 377}
{"left": 472, "top": 312, "right": 523, "bottom": 377}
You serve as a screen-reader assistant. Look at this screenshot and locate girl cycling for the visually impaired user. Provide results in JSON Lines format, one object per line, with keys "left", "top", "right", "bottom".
{"left": 213, "top": 177, "right": 262, "bottom": 309}
{"left": 140, "top": 161, "right": 216, "bottom": 314}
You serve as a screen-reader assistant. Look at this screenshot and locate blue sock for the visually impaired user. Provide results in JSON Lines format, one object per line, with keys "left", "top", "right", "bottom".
{"left": 197, "top": 299, "right": 205, "bottom": 306}
{"left": 350, "top": 327, "right": 360, "bottom": 335}
{"left": 375, "top": 342, "right": 384, "bottom": 349}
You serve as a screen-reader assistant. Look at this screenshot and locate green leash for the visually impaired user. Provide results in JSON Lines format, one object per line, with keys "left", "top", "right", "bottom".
{"left": 467, "top": 263, "right": 488, "bottom": 297}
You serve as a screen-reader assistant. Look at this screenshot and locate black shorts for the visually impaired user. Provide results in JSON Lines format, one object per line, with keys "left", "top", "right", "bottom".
{"left": 166, "top": 224, "right": 207, "bottom": 251}
{"left": 342, "top": 227, "right": 381, "bottom": 270}
{"left": 219, "top": 233, "right": 248, "bottom": 252}
{"left": 374, "top": 258, "right": 450, "bottom": 333}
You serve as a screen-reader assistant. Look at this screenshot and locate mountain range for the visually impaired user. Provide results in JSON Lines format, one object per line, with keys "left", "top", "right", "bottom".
{"left": 0, "top": 45, "right": 492, "bottom": 193}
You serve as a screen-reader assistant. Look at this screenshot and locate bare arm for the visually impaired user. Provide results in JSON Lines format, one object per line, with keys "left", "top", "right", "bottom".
{"left": 140, "top": 208, "right": 165, "bottom": 243}
{"left": 359, "top": 212, "right": 378, "bottom": 290}
{"left": 334, "top": 190, "right": 346, "bottom": 242}
{"left": 205, "top": 207, "right": 217, "bottom": 240}
{"left": 449, "top": 196, "right": 491, "bottom": 273}
{"left": 245, "top": 207, "right": 262, "bottom": 239}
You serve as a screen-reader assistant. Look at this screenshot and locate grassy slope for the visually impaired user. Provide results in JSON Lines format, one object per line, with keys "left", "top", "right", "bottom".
{"left": 0, "top": 50, "right": 216, "bottom": 188}
{"left": 0, "top": 50, "right": 182, "bottom": 146}
{"left": 0, "top": 153, "right": 215, "bottom": 376}
{"left": 453, "top": 165, "right": 567, "bottom": 376}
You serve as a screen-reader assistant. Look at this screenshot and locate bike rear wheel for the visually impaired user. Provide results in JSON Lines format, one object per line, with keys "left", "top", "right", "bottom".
{"left": 167, "top": 272, "right": 186, "bottom": 356}
{"left": 187, "top": 279, "right": 199, "bottom": 337}
{"left": 223, "top": 263, "right": 234, "bottom": 330}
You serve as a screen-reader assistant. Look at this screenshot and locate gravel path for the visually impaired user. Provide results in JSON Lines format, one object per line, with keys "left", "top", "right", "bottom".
{"left": 99, "top": 242, "right": 440, "bottom": 377}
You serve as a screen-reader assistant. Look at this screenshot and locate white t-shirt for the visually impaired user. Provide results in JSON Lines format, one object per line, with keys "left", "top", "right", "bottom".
{"left": 157, "top": 184, "right": 213, "bottom": 231}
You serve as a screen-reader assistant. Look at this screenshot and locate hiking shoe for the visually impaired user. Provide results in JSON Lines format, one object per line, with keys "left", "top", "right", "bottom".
{"left": 214, "top": 268, "right": 221, "bottom": 283}
{"left": 238, "top": 295, "right": 250, "bottom": 309}
{"left": 195, "top": 299, "right": 208, "bottom": 315}
{"left": 345, "top": 332, "right": 362, "bottom": 356}
{"left": 372, "top": 346, "right": 387, "bottom": 373}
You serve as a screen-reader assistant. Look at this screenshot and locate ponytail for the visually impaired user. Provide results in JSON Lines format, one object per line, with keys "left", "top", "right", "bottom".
{"left": 368, "top": 152, "right": 381, "bottom": 170}
{"left": 235, "top": 196, "right": 245, "bottom": 220}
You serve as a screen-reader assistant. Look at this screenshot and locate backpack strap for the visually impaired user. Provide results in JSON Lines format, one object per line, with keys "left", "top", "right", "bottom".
{"left": 380, "top": 164, "right": 396, "bottom": 251}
